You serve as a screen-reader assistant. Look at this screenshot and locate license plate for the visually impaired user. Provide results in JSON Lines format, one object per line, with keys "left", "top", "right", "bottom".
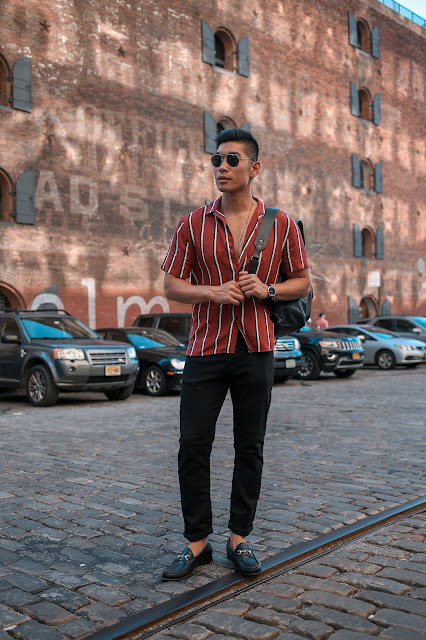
{"left": 352, "top": 353, "right": 361, "bottom": 359}
{"left": 285, "top": 359, "right": 297, "bottom": 368}
{"left": 105, "top": 365, "right": 121, "bottom": 376}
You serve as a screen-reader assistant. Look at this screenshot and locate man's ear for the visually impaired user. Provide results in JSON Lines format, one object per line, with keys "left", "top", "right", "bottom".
{"left": 250, "top": 160, "right": 261, "bottom": 178}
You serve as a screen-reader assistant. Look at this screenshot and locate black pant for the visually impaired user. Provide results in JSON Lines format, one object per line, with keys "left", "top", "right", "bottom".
{"left": 178, "top": 333, "right": 274, "bottom": 542}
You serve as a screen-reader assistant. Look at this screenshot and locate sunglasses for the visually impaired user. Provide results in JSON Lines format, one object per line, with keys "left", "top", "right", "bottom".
{"left": 210, "top": 153, "right": 255, "bottom": 168}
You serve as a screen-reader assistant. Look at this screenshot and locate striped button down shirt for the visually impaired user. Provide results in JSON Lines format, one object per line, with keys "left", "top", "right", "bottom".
{"left": 162, "top": 197, "right": 309, "bottom": 356}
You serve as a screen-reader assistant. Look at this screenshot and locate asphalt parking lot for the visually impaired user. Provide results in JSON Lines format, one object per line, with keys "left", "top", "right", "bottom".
{"left": 0, "top": 367, "right": 425, "bottom": 639}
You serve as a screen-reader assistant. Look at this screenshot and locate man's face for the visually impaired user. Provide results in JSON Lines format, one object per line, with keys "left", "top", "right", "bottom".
{"left": 213, "top": 141, "right": 260, "bottom": 193}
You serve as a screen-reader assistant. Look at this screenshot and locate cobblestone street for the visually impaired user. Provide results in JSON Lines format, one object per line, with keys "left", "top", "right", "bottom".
{"left": 0, "top": 367, "right": 425, "bottom": 639}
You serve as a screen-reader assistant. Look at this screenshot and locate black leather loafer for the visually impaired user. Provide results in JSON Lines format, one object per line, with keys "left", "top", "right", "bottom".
{"left": 162, "top": 542, "right": 213, "bottom": 581}
{"left": 226, "top": 539, "right": 261, "bottom": 575}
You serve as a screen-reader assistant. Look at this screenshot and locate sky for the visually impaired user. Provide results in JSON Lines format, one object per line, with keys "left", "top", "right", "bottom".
{"left": 393, "top": 0, "right": 426, "bottom": 18}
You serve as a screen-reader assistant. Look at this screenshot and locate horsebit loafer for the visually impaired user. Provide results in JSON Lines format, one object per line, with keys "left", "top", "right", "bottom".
{"left": 162, "top": 542, "right": 213, "bottom": 580}
{"left": 226, "top": 539, "right": 261, "bottom": 575}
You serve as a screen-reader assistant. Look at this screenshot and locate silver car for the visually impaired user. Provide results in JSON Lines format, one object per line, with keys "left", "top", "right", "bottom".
{"left": 357, "top": 315, "right": 426, "bottom": 344}
{"left": 326, "top": 324, "right": 426, "bottom": 370}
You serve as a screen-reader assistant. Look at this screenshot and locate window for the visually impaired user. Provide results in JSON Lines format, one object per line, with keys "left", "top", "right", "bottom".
{"left": 375, "top": 318, "right": 392, "bottom": 330}
{"left": 0, "top": 292, "right": 12, "bottom": 310}
{"left": 353, "top": 224, "right": 384, "bottom": 259}
{"left": 361, "top": 159, "right": 374, "bottom": 190}
{"left": 216, "top": 117, "right": 236, "bottom": 135}
{"left": 0, "top": 54, "right": 11, "bottom": 108}
{"left": 348, "top": 12, "right": 379, "bottom": 58}
{"left": 0, "top": 318, "right": 21, "bottom": 339}
{"left": 362, "top": 227, "right": 375, "bottom": 258}
{"left": 201, "top": 20, "right": 249, "bottom": 77}
{"left": 0, "top": 168, "right": 14, "bottom": 223}
{"left": 350, "top": 84, "right": 380, "bottom": 125}
{"left": 395, "top": 319, "right": 417, "bottom": 333}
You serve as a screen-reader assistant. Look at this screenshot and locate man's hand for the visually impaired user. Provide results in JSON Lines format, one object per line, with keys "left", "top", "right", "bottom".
{"left": 239, "top": 272, "right": 268, "bottom": 299}
{"left": 210, "top": 281, "right": 245, "bottom": 305}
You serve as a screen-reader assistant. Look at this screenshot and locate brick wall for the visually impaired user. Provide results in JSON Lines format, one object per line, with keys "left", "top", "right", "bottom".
{"left": 0, "top": 0, "right": 424, "bottom": 327}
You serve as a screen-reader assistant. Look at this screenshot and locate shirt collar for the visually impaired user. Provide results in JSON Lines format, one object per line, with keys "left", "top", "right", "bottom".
{"left": 207, "top": 196, "right": 266, "bottom": 219}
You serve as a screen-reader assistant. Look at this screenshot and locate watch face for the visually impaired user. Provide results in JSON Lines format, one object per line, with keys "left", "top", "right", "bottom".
{"left": 268, "top": 286, "right": 276, "bottom": 298}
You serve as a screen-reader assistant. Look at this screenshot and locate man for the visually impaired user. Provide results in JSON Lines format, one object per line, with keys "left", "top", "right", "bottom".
{"left": 316, "top": 313, "right": 329, "bottom": 329}
{"left": 161, "top": 128, "right": 310, "bottom": 580}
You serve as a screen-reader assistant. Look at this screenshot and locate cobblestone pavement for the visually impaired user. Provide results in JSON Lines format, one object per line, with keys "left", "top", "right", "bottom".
{"left": 0, "top": 368, "right": 424, "bottom": 639}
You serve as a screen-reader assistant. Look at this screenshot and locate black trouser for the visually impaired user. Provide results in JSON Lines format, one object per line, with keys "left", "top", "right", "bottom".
{"left": 178, "top": 333, "right": 274, "bottom": 542}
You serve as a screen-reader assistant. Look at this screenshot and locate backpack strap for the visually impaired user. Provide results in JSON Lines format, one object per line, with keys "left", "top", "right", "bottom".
{"left": 248, "top": 207, "right": 279, "bottom": 274}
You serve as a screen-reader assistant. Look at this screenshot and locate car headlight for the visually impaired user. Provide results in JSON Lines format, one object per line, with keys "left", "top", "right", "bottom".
{"left": 170, "top": 358, "right": 185, "bottom": 370}
{"left": 54, "top": 348, "right": 85, "bottom": 360}
{"left": 293, "top": 338, "right": 301, "bottom": 349}
{"left": 127, "top": 347, "right": 137, "bottom": 359}
{"left": 396, "top": 344, "right": 416, "bottom": 351}
{"left": 319, "top": 340, "right": 339, "bottom": 349}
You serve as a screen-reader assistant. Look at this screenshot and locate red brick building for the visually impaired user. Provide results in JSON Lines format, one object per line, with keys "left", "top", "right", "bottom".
{"left": 0, "top": 0, "right": 424, "bottom": 328}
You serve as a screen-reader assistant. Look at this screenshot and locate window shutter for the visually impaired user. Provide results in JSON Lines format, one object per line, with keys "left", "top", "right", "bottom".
{"left": 16, "top": 170, "right": 36, "bottom": 224}
{"left": 350, "top": 82, "right": 360, "bottom": 117}
{"left": 237, "top": 37, "right": 249, "bottom": 77}
{"left": 353, "top": 223, "right": 362, "bottom": 257}
{"left": 352, "top": 154, "right": 361, "bottom": 188}
{"left": 381, "top": 298, "right": 391, "bottom": 315}
{"left": 348, "top": 12, "right": 359, "bottom": 47}
{"left": 13, "top": 57, "right": 32, "bottom": 112}
{"left": 373, "top": 93, "right": 381, "bottom": 125}
{"left": 241, "top": 122, "right": 251, "bottom": 132}
{"left": 371, "top": 27, "right": 380, "bottom": 58}
{"left": 348, "top": 296, "right": 360, "bottom": 323}
{"left": 374, "top": 161, "right": 383, "bottom": 193}
{"left": 204, "top": 111, "right": 217, "bottom": 154}
{"left": 201, "top": 20, "right": 215, "bottom": 65}
{"left": 376, "top": 225, "right": 384, "bottom": 259}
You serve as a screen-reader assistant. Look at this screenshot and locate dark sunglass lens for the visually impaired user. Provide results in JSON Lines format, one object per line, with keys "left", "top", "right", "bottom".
{"left": 227, "top": 154, "right": 240, "bottom": 167}
{"left": 211, "top": 154, "right": 222, "bottom": 167}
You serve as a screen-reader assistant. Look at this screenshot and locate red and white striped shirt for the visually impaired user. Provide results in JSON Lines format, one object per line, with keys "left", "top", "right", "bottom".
{"left": 162, "top": 197, "right": 309, "bottom": 356}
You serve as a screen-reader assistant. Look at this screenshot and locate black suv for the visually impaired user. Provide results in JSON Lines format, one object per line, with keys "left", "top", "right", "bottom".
{"left": 133, "top": 313, "right": 192, "bottom": 345}
{"left": 0, "top": 310, "right": 139, "bottom": 406}
{"left": 293, "top": 322, "right": 364, "bottom": 380}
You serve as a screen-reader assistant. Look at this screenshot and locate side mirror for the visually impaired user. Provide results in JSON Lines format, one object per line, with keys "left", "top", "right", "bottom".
{"left": 412, "top": 327, "right": 421, "bottom": 334}
{"left": 357, "top": 334, "right": 366, "bottom": 342}
{"left": 2, "top": 334, "right": 21, "bottom": 344}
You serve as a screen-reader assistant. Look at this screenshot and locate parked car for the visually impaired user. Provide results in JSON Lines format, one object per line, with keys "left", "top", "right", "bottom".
{"left": 291, "top": 322, "right": 364, "bottom": 380}
{"left": 0, "top": 310, "right": 139, "bottom": 406}
{"left": 356, "top": 315, "right": 426, "bottom": 344}
{"left": 274, "top": 335, "right": 303, "bottom": 381}
{"left": 133, "top": 313, "right": 192, "bottom": 346}
{"left": 326, "top": 324, "right": 426, "bottom": 370}
{"left": 97, "top": 327, "right": 186, "bottom": 396}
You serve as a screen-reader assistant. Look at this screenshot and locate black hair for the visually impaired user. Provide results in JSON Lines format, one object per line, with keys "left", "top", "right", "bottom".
{"left": 215, "top": 128, "right": 259, "bottom": 161}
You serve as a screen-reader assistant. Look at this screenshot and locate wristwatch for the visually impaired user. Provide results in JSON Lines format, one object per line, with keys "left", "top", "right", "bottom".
{"left": 267, "top": 284, "right": 276, "bottom": 300}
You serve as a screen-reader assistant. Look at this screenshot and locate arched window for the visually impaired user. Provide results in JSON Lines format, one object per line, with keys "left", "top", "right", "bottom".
{"left": 359, "top": 87, "right": 372, "bottom": 121}
{"left": 0, "top": 168, "right": 14, "bottom": 222}
{"left": 0, "top": 54, "right": 11, "bottom": 107}
{"left": 360, "top": 159, "right": 374, "bottom": 190}
{"left": 357, "top": 20, "right": 371, "bottom": 53}
{"left": 216, "top": 116, "right": 236, "bottom": 135}
{"left": 362, "top": 227, "right": 375, "bottom": 258}
{"left": 0, "top": 291, "right": 11, "bottom": 310}
{"left": 214, "top": 29, "right": 236, "bottom": 72}
{"left": 359, "top": 296, "right": 378, "bottom": 319}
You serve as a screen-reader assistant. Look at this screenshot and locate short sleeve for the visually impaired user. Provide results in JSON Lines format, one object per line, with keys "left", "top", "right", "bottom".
{"left": 161, "top": 215, "right": 194, "bottom": 280}
{"left": 281, "top": 215, "right": 310, "bottom": 275}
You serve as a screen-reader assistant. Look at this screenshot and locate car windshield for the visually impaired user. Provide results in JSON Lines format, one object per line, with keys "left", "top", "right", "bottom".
{"left": 22, "top": 317, "right": 98, "bottom": 339}
{"left": 125, "top": 330, "right": 183, "bottom": 349}
{"left": 412, "top": 317, "right": 426, "bottom": 328}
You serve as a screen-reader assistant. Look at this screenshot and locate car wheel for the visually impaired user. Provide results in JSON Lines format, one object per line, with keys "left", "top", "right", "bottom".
{"left": 104, "top": 384, "right": 134, "bottom": 401}
{"left": 334, "top": 369, "right": 356, "bottom": 378}
{"left": 298, "top": 352, "right": 321, "bottom": 380}
{"left": 375, "top": 349, "right": 396, "bottom": 370}
{"left": 143, "top": 365, "right": 167, "bottom": 396}
{"left": 26, "top": 365, "right": 59, "bottom": 407}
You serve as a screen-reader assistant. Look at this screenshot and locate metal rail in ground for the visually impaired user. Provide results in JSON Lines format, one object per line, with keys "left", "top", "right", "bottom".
{"left": 82, "top": 495, "right": 426, "bottom": 640}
